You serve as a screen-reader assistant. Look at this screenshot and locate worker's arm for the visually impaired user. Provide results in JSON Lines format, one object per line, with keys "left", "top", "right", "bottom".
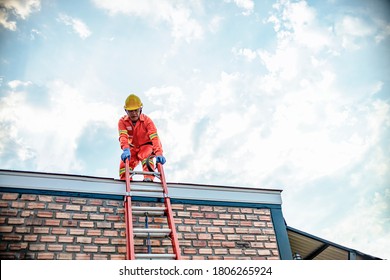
{"left": 118, "top": 117, "right": 131, "bottom": 150}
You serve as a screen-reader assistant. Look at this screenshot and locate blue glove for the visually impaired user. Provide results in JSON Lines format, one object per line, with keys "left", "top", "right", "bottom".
{"left": 155, "top": 155, "right": 166, "bottom": 165}
{"left": 121, "top": 148, "right": 130, "bottom": 162}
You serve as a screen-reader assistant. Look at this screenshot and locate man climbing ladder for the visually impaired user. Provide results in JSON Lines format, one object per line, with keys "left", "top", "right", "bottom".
{"left": 118, "top": 94, "right": 166, "bottom": 181}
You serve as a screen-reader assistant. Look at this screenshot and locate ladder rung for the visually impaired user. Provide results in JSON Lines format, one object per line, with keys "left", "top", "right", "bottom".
{"left": 132, "top": 206, "right": 166, "bottom": 216}
{"left": 135, "top": 253, "right": 176, "bottom": 260}
{"left": 132, "top": 211, "right": 165, "bottom": 216}
{"left": 133, "top": 228, "right": 171, "bottom": 238}
{"left": 131, "top": 185, "right": 163, "bottom": 193}
{"left": 130, "top": 171, "right": 160, "bottom": 176}
{"left": 132, "top": 206, "right": 166, "bottom": 211}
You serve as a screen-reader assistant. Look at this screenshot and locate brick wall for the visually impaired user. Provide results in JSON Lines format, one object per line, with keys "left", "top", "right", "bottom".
{"left": 0, "top": 192, "right": 280, "bottom": 260}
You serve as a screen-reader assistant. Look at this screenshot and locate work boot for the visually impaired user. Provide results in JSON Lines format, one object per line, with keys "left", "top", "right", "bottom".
{"left": 143, "top": 178, "right": 153, "bottom": 182}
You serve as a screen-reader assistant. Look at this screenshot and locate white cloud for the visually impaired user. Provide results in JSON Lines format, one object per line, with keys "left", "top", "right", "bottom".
{"left": 0, "top": 80, "right": 117, "bottom": 173}
{"left": 335, "top": 15, "right": 375, "bottom": 50}
{"left": 58, "top": 14, "right": 92, "bottom": 39}
{"left": 0, "top": 0, "right": 40, "bottom": 30}
{"left": 229, "top": 0, "right": 254, "bottom": 16}
{"left": 232, "top": 47, "right": 257, "bottom": 61}
{"left": 8, "top": 80, "right": 32, "bottom": 89}
{"left": 267, "top": 0, "right": 332, "bottom": 52}
{"left": 92, "top": 0, "right": 203, "bottom": 43}
{"left": 209, "top": 15, "right": 223, "bottom": 33}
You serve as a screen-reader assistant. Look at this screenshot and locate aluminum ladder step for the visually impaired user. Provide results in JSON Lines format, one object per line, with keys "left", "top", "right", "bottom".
{"left": 133, "top": 228, "right": 171, "bottom": 238}
{"left": 135, "top": 253, "right": 176, "bottom": 260}
{"left": 132, "top": 206, "right": 166, "bottom": 216}
{"left": 130, "top": 185, "right": 163, "bottom": 193}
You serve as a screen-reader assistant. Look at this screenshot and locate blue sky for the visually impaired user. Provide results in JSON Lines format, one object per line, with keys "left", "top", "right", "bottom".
{"left": 0, "top": 0, "right": 389, "bottom": 259}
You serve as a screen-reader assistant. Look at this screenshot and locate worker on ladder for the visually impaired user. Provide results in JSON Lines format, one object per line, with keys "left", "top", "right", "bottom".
{"left": 118, "top": 94, "right": 166, "bottom": 181}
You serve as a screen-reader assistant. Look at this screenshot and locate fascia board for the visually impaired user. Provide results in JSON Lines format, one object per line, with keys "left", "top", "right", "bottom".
{"left": 0, "top": 170, "right": 282, "bottom": 205}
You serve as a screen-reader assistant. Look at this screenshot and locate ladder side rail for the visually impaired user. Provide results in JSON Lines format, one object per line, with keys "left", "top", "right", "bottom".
{"left": 157, "top": 163, "right": 182, "bottom": 260}
{"left": 125, "top": 159, "right": 135, "bottom": 260}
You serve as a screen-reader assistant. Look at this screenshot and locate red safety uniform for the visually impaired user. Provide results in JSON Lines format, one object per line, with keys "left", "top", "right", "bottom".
{"left": 118, "top": 113, "right": 163, "bottom": 180}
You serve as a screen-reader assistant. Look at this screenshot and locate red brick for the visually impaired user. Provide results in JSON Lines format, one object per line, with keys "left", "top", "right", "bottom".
{"left": 82, "top": 206, "right": 98, "bottom": 212}
{"left": 84, "top": 246, "right": 98, "bottom": 252}
{"left": 76, "top": 237, "right": 92, "bottom": 243}
{"left": 198, "top": 234, "right": 211, "bottom": 240}
{"left": 258, "top": 249, "right": 271, "bottom": 256}
{"left": 101, "top": 246, "right": 116, "bottom": 253}
{"left": 0, "top": 201, "right": 9, "bottom": 208}
{"left": 106, "top": 215, "right": 121, "bottom": 221}
{"left": 20, "top": 211, "right": 33, "bottom": 217}
{"left": 37, "top": 253, "right": 54, "bottom": 259}
{"left": 73, "top": 213, "right": 88, "bottom": 220}
{"left": 70, "top": 229, "right": 85, "bottom": 235}
{"left": 45, "top": 219, "right": 60, "bottom": 226}
{"left": 59, "top": 236, "right": 74, "bottom": 243}
{"left": 94, "top": 254, "right": 109, "bottom": 260}
{"left": 62, "top": 220, "right": 78, "bottom": 227}
{"left": 193, "top": 241, "right": 207, "bottom": 247}
{"left": 41, "top": 235, "right": 57, "bottom": 242}
{"left": 55, "top": 197, "right": 70, "bottom": 203}
{"left": 38, "top": 195, "right": 52, "bottom": 202}
{"left": 47, "top": 203, "right": 63, "bottom": 210}
{"left": 65, "top": 245, "right": 81, "bottom": 252}
{"left": 29, "top": 244, "right": 45, "bottom": 251}
{"left": 2, "top": 234, "right": 22, "bottom": 241}
{"left": 20, "top": 194, "right": 36, "bottom": 201}
{"left": 8, "top": 218, "right": 24, "bottom": 224}
{"left": 33, "top": 227, "right": 49, "bottom": 234}
{"left": 80, "top": 221, "right": 94, "bottom": 228}
{"left": 96, "top": 222, "right": 111, "bottom": 228}
{"left": 199, "top": 248, "right": 212, "bottom": 254}
{"left": 103, "top": 230, "right": 118, "bottom": 237}
{"left": 3, "top": 193, "right": 19, "bottom": 200}
{"left": 27, "top": 202, "right": 45, "bottom": 209}
{"left": 89, "top": 199, "right": 103, "bottom": 206}
{"left": 9, "top": 243, "right": 28, "bottom": 250}
{"left": 56, "top": 212, "right": 71, "bottom": 219}
{"left": 184, "top": 248, "right": 197, "bottom": 254}
{"left": 24, "top": 235, "right": 38, "bottom": 242}
{"left": 11, "top": 202, "right": 25, "bottom": 208}
{"left": 48, "top": 244, "right": 63, "bottom": 251}
{"left": 191, "top": 212, "right": 204, "bottom": 218}
{"left": 71, "top": 198, "right": 87, "bottom": 204}
{"left": 94, "top": 238, "right": 109, "bottom": 244}
{"left": 57, "top": 253, "right": 72, "bottom": 260}
{"left": 86, "top": 229, "right": 101, "bottom": 236}
{"left": 66, "top": 205, "right": 81, "bottom": 211}
{"left": 90, "top": 214, "right": 105, "bottom": 220}
{"left": 215, "top": 249, "right": 228, "bottom": 255}
{"left": 15, "top": 227, "right": 30, "bottom": 233}
{"left": 213, "top": 234, "right": 227, "bottom": 240}
{"left": 52, "top": 228, "right": 67, "bottom": 235}
{"left": 193, "top": 226, "right": 206, "bottom": 232}
{"left": 99, "top": 207, "right": 113, "bottom": 213}
{"left": 37, "top": 211, "right": 53, "bottom": 218}
{"left": 76, "top": 254, "right": 91, "bottom": 260}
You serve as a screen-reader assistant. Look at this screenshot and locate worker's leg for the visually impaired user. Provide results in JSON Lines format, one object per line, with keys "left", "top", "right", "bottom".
{"left": 138, "top": 145, "right": 155, "bottom": 181}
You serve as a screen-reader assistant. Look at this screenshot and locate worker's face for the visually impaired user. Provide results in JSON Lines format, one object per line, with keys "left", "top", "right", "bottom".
{"left": 126, "top": 108, "right": 141, "bottom": 122}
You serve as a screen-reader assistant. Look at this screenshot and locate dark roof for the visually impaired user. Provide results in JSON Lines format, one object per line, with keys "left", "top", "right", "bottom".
{"left": 287, "top": 226, "right": 382, "bottom": 260}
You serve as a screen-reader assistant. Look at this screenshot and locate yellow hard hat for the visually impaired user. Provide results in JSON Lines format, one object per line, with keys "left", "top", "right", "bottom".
{"left": 124, "top": 94, "right": 143, "bottom": 110}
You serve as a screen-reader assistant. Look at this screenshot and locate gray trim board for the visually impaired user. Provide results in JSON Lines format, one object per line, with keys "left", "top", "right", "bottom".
{"left": 0, "top": 169, "right": 282, "bottom": 205}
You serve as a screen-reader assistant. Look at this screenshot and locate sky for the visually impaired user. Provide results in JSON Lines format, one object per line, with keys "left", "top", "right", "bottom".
{"left": 0, "top": 0, "right": 389, "bottom": 259}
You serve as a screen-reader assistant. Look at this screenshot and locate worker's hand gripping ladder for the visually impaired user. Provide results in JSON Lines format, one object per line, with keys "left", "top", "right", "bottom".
{"left": 124, "top": 159, "right": 181, "bottom": 260}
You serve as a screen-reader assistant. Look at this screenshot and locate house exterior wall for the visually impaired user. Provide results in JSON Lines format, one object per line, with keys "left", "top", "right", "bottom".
{"left": 0, "top": 192, "right": 280, "bottom": 260}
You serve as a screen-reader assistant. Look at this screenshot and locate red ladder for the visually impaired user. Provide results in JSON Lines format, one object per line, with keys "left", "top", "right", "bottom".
{"left": 124, "top": 160, "right": 181, "bottom": 260}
